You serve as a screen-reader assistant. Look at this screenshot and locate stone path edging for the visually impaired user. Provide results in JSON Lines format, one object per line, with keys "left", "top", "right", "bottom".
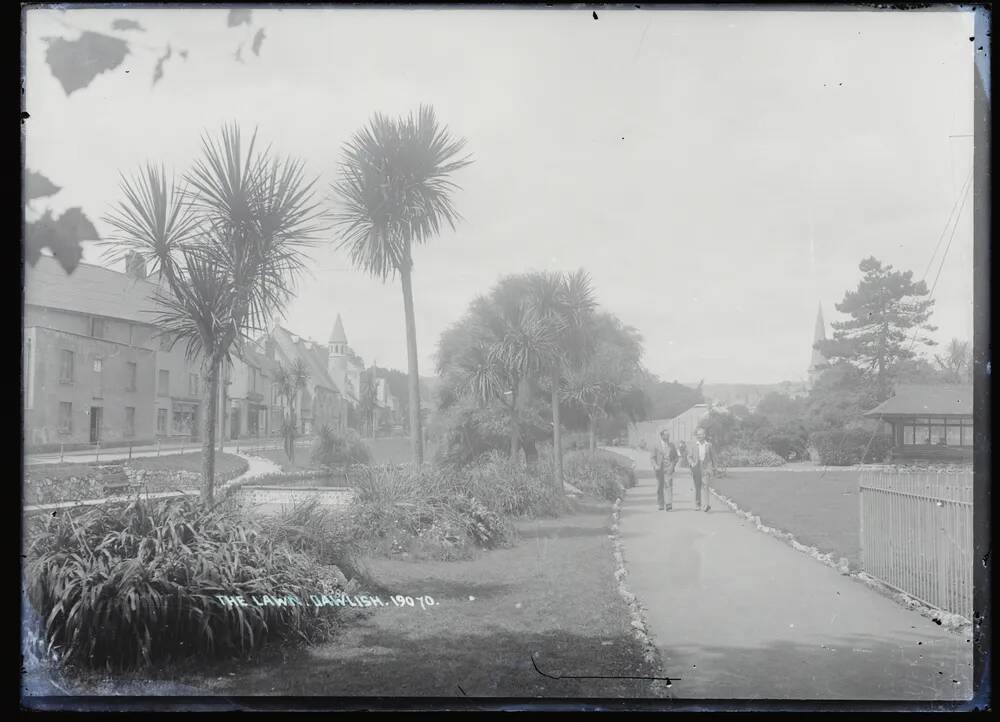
{"left": 608, "top": 496, "right": 671, "bottom": 697}
{"left": 708, "top": 487, "right": 973, "bottom": 634}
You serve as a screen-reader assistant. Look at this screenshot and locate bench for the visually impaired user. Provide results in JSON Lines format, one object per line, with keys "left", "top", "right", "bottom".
{"left": 99, "top": 466, "right": 143, "bottom": 496}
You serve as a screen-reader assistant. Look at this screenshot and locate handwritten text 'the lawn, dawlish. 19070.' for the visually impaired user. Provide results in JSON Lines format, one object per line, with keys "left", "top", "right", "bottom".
{"left": 214, "top": 593, "right": 439, "bottom": 610}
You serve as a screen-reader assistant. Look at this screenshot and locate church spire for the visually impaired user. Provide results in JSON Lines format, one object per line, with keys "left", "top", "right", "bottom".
{"left": 329, "top": 314, "right": 347, "bottom": 346}
{"left": 808, "top": 303, "right": 828, "bottom": 386}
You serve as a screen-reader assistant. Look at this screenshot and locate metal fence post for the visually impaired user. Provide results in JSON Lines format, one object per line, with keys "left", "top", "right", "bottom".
{"left": 59, "top": 443, "right": 64, "bottom": 463}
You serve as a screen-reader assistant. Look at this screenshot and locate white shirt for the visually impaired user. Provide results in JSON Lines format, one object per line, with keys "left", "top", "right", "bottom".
{"left": 696, "top": 440, "right": 708, "bottom": 462}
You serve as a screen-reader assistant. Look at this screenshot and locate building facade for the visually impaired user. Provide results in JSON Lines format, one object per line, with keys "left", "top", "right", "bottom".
{"left": 864, "top": 384, "right": 974, "bottom": 461}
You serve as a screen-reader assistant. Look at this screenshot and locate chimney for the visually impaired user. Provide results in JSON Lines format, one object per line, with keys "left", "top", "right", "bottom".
{"left": 125, "top": 252, "right": 147, "bottom": 280}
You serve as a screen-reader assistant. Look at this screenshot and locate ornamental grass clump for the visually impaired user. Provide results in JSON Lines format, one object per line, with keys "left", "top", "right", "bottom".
{"left": 562, "top": 450, "right": 632, "bottom": 500}
{"left": 24, "top": 496, "right": 345, "bottom": 672}
{"left": 348, "top": 464, "right": 514, "bottom": 559}
{"left": 458, "top": 451, "right": 565, "bottom": 517}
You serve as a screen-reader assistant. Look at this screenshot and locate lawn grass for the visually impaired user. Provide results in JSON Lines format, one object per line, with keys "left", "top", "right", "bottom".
{"left": 60, "top": 499, "right": 662, "bottom": 698}
{"left": 711, "top": 469, "right": 862, "bottom": 569}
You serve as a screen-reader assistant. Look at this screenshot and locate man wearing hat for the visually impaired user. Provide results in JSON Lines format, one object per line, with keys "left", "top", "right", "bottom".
{"left": 650, "top": 428, "right": 679, "bottom": 511}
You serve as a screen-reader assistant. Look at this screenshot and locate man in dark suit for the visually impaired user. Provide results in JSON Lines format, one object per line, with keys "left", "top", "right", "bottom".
{"left": 650, "top": 429, "right": 679, "bottom": 511}
{"left": 688, "top": 426, "right": 718, "bottom": 512}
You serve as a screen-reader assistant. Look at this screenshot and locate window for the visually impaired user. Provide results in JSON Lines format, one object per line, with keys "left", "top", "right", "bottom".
{"left": 58, "top": 402, "right": 72, "bottom": 434}
{"left": 126, "top": 362, "right": 137, "bottom": 391}
{"left": 947, "top": 426, "right": 962, "bottom": 447}
{"left": 93, "top": 357, "right": 104, "bottom": 397}
{"left": 250, "top": 367, "right": 258, "bottom": 393}
{"left": 60, "top": 350, "right": 74, "bottom": 383}
{"left": 157, "top": 408, "right": 168, "bottom": 434}
{"left": 272, "top": 385, "right": 280, "bottom": 405}
{"left": 90, "top": 317, "right": 106, "bottom": 338}
{"left": 158, "top": 333, "right": 172, "bottom": 351}
{"left": 125, "top": 407, "right": 135, "bottom": 437}
{"left": 158, "top": 369, "right": 170, "bottom": 397}
{"left": 189, "top": 373, "right": 199, "bottom": 396}
{"left": 903, "top": 417, "right": 973, "bottom": 448}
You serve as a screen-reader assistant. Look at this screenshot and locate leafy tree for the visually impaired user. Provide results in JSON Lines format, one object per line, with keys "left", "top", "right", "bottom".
{"left": 274, "top": 359, "right": 310, "bottom": 462}
{"left": 815, "top": 257, "right": 936, "bottom": 402}
{"left": 805, "top": 361, "right": 880, "bottom": 431}
{"left": 103, "top": 124, "right": 322, "bottom": 502}
{"left": 332, "top": 105, "right": 472, "bottom": 465}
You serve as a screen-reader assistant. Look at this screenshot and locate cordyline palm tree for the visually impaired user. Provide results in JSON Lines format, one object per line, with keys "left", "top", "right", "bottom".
{"left": 565, "top": 313, "right": 645, "bottom": 452}
{"left": 102, "top": 124, "right": 323, "bottom": 503}
{"left": 332, "top": 105, "right": 472, "bottom": 465}
{"left": 439, "top": 275, "right": 562, "bottom": 461}
{"left": 274, "top": 358, "right": 311, "bottom": 462}
{"left": 524, "top": 270, "right": 596, "bottom": 490}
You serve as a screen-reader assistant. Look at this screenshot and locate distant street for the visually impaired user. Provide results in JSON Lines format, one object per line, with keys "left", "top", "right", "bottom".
{"left": 607, "top": 448, "right": 972, "bottom": 701}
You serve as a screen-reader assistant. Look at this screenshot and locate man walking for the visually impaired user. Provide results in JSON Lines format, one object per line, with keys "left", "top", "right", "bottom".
{"left": 651, "top": 429, "right": 679, "bottom": 511}
{"left": 688, "top": 427, "right": 717, "bottom": 511}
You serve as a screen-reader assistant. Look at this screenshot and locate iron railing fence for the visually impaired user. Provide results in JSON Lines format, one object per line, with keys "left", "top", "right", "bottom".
{"left": 859, "top": 469, "right": 973, "bottom": 620}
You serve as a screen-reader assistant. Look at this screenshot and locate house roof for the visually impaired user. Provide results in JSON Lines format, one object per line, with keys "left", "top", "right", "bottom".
{"left": 271, "top": 325, "right": 340, "bottom": 394}
{"left": 864, "top": 384, "right": 973, "bottom": 417}
{"left": 24, "top": 255, "right": 164, "bottom": 325}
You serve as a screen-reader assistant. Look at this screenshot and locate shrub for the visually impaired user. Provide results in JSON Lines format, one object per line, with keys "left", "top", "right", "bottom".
{"left": 809, "top": 429, "right": 892, "bottom": 466}
{"left": 257, "top": 499, "right": 366, "bottom": 584}
{"left": 347, "top": 464, "right": 516, "bottom": 560}
{"left": 716, "top": 445, "right": 786, "bottom": 467}
{"left": 562, "top": 451, "right": 631, "bottom": 501}
{"left": 311, "top": 427, "right": 372, "bottom": 467}
{"left": 458, "top": 451, "right": 565, "bottom": 517}
{"left": 24, "top": 496, "right": 346, "bottom": 671}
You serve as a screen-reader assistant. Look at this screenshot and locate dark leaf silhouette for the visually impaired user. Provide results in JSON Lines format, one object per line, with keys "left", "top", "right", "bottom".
{"left": 152, "top": 45, "right": 172, "bottom": 86}
{"left": 251, "top": 28, "right": 266, "bottom": 56}
{"left": 234, "top": 44, "right": 244, "bottom": 63}
{"left": 44, "top": 32, "right": 130, "bottom": 95}
{"left": 227, "top": 9, "right": 252, "bottom": 27}
{"left": 26, "top": 171, "right": 61, "bottom": 201}
{"left": 111, "top": 19, "right": 145, "bottom": 32}
{"left": 25, "top": 207, "right": 98, "bottom": 274}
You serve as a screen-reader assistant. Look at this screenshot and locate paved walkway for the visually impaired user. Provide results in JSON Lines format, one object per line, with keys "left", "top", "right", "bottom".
{"left": 606, "top": 447, "right": 973, "bottom": 701}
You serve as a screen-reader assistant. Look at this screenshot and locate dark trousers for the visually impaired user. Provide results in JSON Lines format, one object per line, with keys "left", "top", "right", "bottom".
{"left": 655, "top": 467, "right": 674, "bottom": 507}
{"left": 691, "top": 465, "right": 711, "bottom": 509}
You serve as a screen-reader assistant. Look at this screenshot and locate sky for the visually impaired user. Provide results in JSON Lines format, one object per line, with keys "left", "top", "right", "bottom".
{"left": 23, "top": 7, "right": 977, "bottom": 385}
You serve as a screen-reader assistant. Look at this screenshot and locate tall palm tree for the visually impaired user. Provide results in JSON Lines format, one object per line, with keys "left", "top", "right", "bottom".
{"left": 332, "top": 105, "right": 472, "bottom": 465}
{"left": 274, "top": 358, "right": 311, "bottom": 462}
{"left": 103, "top": 124, "right": 322, "bottom": 502}
{"left": 525, "top": 270, "right": 596, "bottom": 490}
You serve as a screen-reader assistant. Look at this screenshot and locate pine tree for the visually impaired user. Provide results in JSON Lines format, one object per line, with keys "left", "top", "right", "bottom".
{"left": 815, "top": 257, "right": 936, "bottom": 402}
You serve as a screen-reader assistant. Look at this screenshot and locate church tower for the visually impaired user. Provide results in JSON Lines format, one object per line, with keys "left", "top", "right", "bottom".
{"left": 807, "top": 303, "right": 829, "bottom": 389}
{"left": 328, "top": 314, "right": 349, "bottom": 395}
